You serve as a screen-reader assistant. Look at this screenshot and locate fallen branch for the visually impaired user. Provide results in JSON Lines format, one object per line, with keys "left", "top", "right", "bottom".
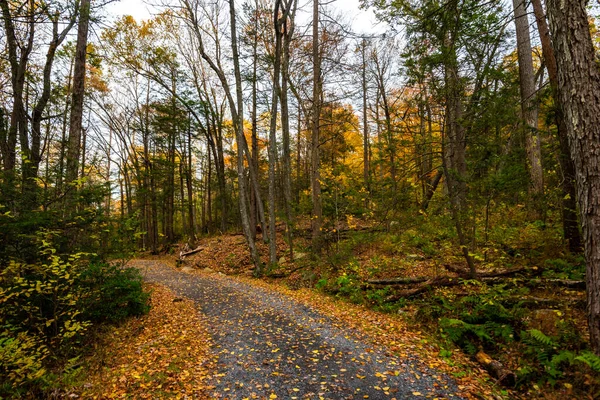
{"left": 381, "top": 276, "right": 586, "bottom": 303}
{"left": 475, "top": 351, "right": 516, "bottom": 386}
{"left": 268, "top": 264, "right": 309, "bottom": 279}
{"left": 480, "top": 277, "right": 585, "bottom": 290}
{"left": 367, "top": 277, "right": 429, "bottom": 285}
{"left": 443, "top": 264, "right": 527, "bottom": 278}
{"left": 385, "top": 277, "right": 462, "bottom": 301}
{"left": 504, "top": 296, "right": 585, "bottom": 309}
{"left": 180, "top": 246, "right": 204, "bottom": 259}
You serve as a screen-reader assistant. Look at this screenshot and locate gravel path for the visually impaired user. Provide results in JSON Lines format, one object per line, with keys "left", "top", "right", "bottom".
{"left": 134, "top": 260, "right": 464, "bottom": 399}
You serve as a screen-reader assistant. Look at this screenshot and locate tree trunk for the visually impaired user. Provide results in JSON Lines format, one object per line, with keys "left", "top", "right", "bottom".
{"left": 0, "top": 0, "right": 34, "bottom": 211}
{"left": 66, "top": 0, "right": 91, "bottom": 204}
{"left": 512, "top": 0, "right": 544, "bottom": 200}
{"left": 443, "top": 23, "right": 476, "bottom": 278}
{"left": 24, "top": 13, "right": 76, "bottom": 210}
{"left": 311, "top": 0, "right": 323, "bottom": 253}
{"left": 267, "top": 0, "right": 284, "bottom": 265}
{"left": 249, "top": 1, "right": 259, "bottom": 241}
{"left": 280, "top": 0, "right": 298, "bottom": 261}
{"left": 361, "top": 39, "right": 370, "bottom": 207}
{"left": 546, "top": 0, "right": 600, "bottom": 354}
{"left": 421, "top": 169, "right": 443, "bottom": 212}
{"left": 187, "top": 123, "right": 195, "bottom": 240}
{"left": 531, "top": 0, "right": 582, "bottom": 252}
{"left": 229, "top": 0, "right": 262, "bottom": 272}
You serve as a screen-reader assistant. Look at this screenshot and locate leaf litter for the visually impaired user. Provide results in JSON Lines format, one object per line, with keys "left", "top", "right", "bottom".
{"left": 79, "top": 283, "right": 214, "bottom": 399}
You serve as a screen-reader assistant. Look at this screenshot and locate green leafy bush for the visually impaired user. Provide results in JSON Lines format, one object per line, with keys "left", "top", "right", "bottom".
{"left": 0, "top": 238, "right": 149, "bottom": 397}
{"left": 543, "top": 256, "right": 585, "bottom": 280}
{"left": 79, "top": 262, "right": 149, "bottom": 323}
{"left": 519, "top": 329, "right": 600, "bottom": 386}
{"left": 0, "top": 245, "right": 91, "bottom": 396}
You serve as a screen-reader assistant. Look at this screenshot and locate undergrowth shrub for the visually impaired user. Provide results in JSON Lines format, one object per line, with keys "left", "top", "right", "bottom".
{"left": 543, "top": 256, "right": 585, "bottom": 280}
{"left": 79, "top": 262, "right": 149, "bottom": 323}
{"left": 433, "top": 285, "right": 524, "bottom": 355}
{"left": 416, "top": 283, "right": 599, "bottom": 392}
{"left": 0, "top": 235, "right": 149, "bottom": 397}
{"left": 519, "top": 329, "right": 600, "bottom": 387}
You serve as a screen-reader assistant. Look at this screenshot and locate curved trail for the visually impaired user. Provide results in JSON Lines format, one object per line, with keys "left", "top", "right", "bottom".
{"left": 134, "top": 260, "right": 463, "bottom": 399}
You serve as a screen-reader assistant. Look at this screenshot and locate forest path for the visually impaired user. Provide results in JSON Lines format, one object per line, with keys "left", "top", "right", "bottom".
{"left": 133, "top": 259, "right": 464, "bottom": 399}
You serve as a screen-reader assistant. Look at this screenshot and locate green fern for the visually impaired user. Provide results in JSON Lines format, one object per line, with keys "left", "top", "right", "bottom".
{"left": 525, "top": 329, "right": 555, "bottom": 347}
{"left": 550, "top": 350, "right": 575, "bottom": 368}
{"left": 575, "top": 351, "right": 600, "bottom": 372}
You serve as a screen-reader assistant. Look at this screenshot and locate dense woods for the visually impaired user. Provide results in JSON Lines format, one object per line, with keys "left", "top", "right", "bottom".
{"left": 1, "top": 0, "right": 600, "bottom": 397}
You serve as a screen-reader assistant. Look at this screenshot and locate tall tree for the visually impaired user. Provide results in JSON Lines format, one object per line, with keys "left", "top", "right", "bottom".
{"left": 546, "top": 0, "right": 600, "bottom": 354}
{"left": 267, "top": 0, "right": 284, "bottom": 265}
{"left": 530, "top": 0, "right": 582, "bottom": 252}
{"left": 280, "top": 0, "right": 298, "bottom": 260}
{"left": 360, "top": 38, "right": 370, "bottom": 203}
{"left": 441, "top": 0, "right": 476, "bottom": 278}
{"left": 311, "top": 0, "right": 323, "bottom": 253}
{"left": 66, "top": 0, "right": 91, "bottom": 198}
{"left": 229, "top": 0, "right": 262, "bottom": 271}
{"left": 512, "top": 0, "right": 544, "bottom": 201}
{"left": 0, "top": 1, "right": 79, "bottom": 211}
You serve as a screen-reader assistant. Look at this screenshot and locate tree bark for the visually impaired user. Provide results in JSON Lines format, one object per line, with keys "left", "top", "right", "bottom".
{"left": 531, "top": 0, "right": 582, "bottom": 252}
{"left": 23, "top": 10, "right": 77, "bottom": 210}
{"left": 361, "top": 39, "right": 370, "bottom": 207}
{"left": 512, "top": 0, "right": 544, "bottom": 199}
{"left": 421, "top": 169, "right": 443, "bottom": 212}
{"left": 250, "top": 2, "right": 259, "bottom": 241}
{"left": 228, "top": 0, "right": 262, "bottom": 272}
{"left": 311, "top": 0, "right": 323, "bottom": 253}
{"left": 546, "top": 0, "right": 600, "bottom": 354}
{"left": 442, "top": 22, "right": 476, "bottom": 278}
{"left": 186, "top": 122, "right": 195, "bottom": 241}
{"left": 267, "top": 0, "right": 284, "bottom": 265}
{"left": 66, "top": 0, "right": 91, "bottom": 203}
{"left": 0, "top": 0, "right": 35, "bottom": 210}
{"left": 280, "top": 0, "right": 298, "bottom": 260}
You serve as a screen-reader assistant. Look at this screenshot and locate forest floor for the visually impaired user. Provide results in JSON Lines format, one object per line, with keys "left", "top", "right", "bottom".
{"left": 88, "top": 258, "right": 500, "bottom": 399}
{"left": 72, "top": 221, "right": 597, "bottom": 399}
{"left": 78, "top": 282, "right": 214, "bottom": 399}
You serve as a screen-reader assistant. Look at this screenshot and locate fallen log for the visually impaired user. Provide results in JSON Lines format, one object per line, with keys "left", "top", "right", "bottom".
{"left": 443, "top": 264, "right": 527, "bottom": 278}
{"left": 381, "top": 276, "right": 586, "bottom": 303}
{"left": 475, "top": 351, "right": 516, "bottom": 386}
{"left": 479, "top": 277, "right": 585, "bottom": 290}
{"left": 367, "top": 277, "right": 429, "bottom": 285}
{"left": 385, "top": 277, "right": 462, "bottom": 301}
{"left": 443, "top": 264, "right": 470, "bottom": 276}
{"left": 180, "top": 246, "right": 204, "bottom": 258}
{"left": 368, "top": 275, "right": 584, "bottom": 289}
{"left": 480, "top": 267, "right": 527, "bottom": 278}
{"left": 504, "top": 296, "right": 585, "bottom": 309}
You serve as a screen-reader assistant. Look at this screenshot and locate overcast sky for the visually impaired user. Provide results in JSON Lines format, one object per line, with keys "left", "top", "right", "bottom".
{"left": 105, "top": 0, "right": 387, "bottom": 34}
